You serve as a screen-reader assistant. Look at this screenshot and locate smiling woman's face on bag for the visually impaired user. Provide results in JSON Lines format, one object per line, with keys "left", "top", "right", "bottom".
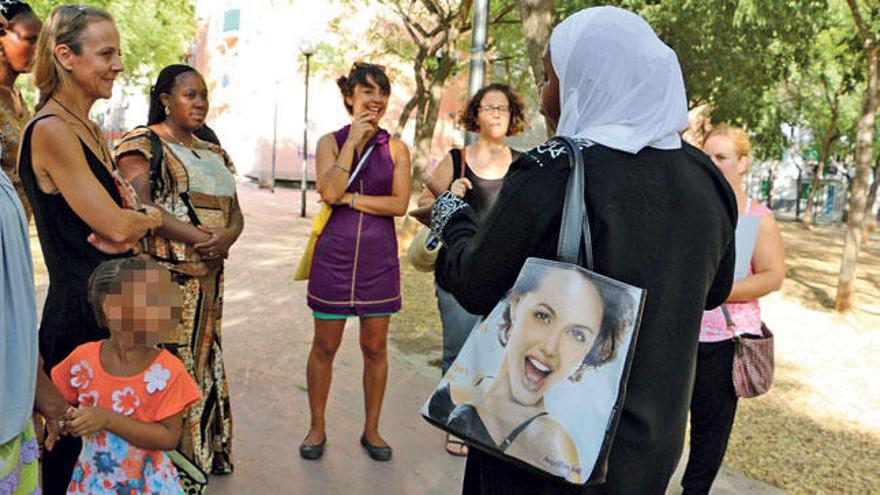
{"left": 505, "top": 270, "right": 603, "bottom": 406}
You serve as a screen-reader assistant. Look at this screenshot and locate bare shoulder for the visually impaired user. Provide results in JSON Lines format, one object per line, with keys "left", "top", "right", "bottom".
{"left": 531, "top": 413, "right": 569, "bottom": 436}
{"left": 435, "top": 151, "right": 453, "bottom": 169}
{"left": 530, "top": 415, "right": 579, "bottom": 453}
{"left": 317, "top": 132, "right": 338, "bottom": 151}
{"left": 531, "top": 415, "right": 582, "bottom": 475}
{"left": 389, "top": 137, "right": 410, "bottom": 155}
{"left": 388, "top": 138, "right": 410, "bottom": 163}
{"left": 760, "top": 210, "right": 779, "bottom": 227}
{"left": 30, "top": 115, "right": 80, "bottom": 154}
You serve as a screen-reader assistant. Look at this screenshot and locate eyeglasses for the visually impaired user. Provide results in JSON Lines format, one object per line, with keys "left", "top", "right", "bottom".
{"left": 479, "top": 104, "right": 510, "bottom": 114}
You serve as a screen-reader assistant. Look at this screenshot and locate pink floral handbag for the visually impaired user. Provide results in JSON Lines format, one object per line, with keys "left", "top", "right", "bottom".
{"left": 721, "top": 305, "right": 774, "bottom": 398}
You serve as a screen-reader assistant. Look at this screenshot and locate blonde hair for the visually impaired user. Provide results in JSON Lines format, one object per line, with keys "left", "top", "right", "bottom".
{"left": 704, "top": 124, "right": 751, "bottom": 159}
{"left": 32, "top": 5, "right": 113, "bottom": 111}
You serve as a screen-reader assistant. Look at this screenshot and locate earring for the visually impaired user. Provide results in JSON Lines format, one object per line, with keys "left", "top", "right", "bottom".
{"left": 497, "top": 324, "right": 509, "bottom": 347}
{"left": 164, "top": 106, "right": 170, "bottom": 115}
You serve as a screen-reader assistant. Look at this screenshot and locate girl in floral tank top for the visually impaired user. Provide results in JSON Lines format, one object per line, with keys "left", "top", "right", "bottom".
{"left": 682, "top": 126, "right": 785, "bottom": 495}
{"left": 51, "top": 259, "right": 200, "bottom": 494}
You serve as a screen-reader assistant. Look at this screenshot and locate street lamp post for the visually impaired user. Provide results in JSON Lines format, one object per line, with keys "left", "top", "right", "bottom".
{"left": 465, "top": 0, "right": 490, "bottom": 145}
{"left": 270, "top": 79, "right": 279, "bottom": 193}
{"left": 299, "top": 39, "right": 317, "bottom": 217}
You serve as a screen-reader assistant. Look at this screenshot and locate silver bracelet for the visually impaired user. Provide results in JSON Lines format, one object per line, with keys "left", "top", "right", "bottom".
{"left": 431, "top": 191, "right": 469, "bottom": 243}
{"left": 350, "top": 192, "right": 360, "bottom": 208}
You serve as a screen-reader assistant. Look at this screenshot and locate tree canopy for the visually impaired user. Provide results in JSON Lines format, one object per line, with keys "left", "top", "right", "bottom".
{"left": 29, "top": 0, "right": 197, "bottom": 86}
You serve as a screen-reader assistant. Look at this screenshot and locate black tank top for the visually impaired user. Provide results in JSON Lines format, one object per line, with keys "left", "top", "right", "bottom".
{"left": 18, "top": 114, "right": 127, "bottom": 367}
{"left": 451, "top": 148, "right": 519, "bottom": 225}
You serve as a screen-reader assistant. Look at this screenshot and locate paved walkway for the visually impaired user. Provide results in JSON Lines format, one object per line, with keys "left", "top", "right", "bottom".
{"left": 128, "top": 183, "right": 782, "bottom": 494}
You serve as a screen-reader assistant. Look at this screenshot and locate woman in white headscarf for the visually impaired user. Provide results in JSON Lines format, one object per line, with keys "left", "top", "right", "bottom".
{"left": 432, "top": 6, "right": 737, "bottom": 493}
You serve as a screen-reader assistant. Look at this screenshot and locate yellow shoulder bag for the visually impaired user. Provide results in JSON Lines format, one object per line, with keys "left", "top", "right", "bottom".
{"left": 294, "top": 144, "right": 375, "bottom": 281}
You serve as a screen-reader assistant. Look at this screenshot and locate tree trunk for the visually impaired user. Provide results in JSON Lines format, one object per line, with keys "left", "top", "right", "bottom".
{"left": 517, "top": 0, "right": 554, "bottom": 86}
{"left": 863, "top": 162, "right": 879, "bottom": 238}
{"left": 835, "top": 44, "right": 879, "bottom": 312}
{"left": 803, "top": 114, "right": 839, "bottom": 228}
{"left": 394, "top": 93, "right": 422, "bottom": 138}
{"left": 398, "top": 51, "right": 457, "bottom": 250}
{"left": 410, "top": 66, "right": 450, "bottom": 192}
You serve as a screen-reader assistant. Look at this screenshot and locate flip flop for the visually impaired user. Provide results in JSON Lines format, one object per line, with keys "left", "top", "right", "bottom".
{"left": 445, "top": 434, "right": 469, "bottom": 457}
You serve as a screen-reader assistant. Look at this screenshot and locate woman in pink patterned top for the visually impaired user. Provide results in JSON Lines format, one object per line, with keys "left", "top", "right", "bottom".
{"left": 680, "top": 125, "right": 785, "bottom": 494}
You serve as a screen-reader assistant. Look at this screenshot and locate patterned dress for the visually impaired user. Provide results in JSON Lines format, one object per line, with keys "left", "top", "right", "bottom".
{"left": 50, "top": 341, "right": 201, "bottom": 494}
{"left": 307, "top": 126, "right": 401, "bottom": 316}
{"left": 0, "top": 422, "right": 39, "bottom": 495}
{"left": 113, "top": 128, "right": 237, "bottom": 476}
{"left": 0, "top": 87, "right": 32, "bottom": 220}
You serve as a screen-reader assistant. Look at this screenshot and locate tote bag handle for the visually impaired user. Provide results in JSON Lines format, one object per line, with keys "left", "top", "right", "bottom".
{"left": 555, "top": 137, "right": 594, "bottom": 270}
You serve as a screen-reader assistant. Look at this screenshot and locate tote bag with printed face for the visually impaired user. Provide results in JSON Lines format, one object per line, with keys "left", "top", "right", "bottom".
{"left": 421, "top": 138, "right": 645, "bottom": 485}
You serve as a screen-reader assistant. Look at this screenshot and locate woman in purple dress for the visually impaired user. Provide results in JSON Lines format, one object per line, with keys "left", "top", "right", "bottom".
{"left": 301, "top": 62, "right": 411, "bottom": 461}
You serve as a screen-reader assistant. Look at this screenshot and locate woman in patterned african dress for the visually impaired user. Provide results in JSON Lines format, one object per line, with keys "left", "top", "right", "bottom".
{"left": 114, "top": 64, "right": 243, "bottom": 480}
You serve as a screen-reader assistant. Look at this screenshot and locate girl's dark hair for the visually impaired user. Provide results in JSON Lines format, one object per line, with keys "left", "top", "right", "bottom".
{"left": 499, "top": 263, "right": 636, "bottom": 381}
{"left": 0, "top": 1, "right": 37, "bottom": 26}
{"left": 460, "top": 83, "right": 526, "bottom": 136}
{"left": 148, "top": 64, "right": 200, "bottom": 125}
{"left": 87, "top": 258, "right": 180, "bottom": 329}
{"left": 336, "top": 62, "right": 390, "bottom": 115}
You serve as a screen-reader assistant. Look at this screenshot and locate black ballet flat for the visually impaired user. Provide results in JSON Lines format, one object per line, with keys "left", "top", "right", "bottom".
{"left": 299, "top": 435, "right": 326, "bottom": 460}
{"left": 360, "top": 434, "right": 392, "bottom": 462}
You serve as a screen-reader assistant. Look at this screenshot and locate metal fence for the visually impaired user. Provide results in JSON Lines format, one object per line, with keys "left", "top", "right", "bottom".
{"left": 744, "top": 169, "right": 850, "bottom": 226}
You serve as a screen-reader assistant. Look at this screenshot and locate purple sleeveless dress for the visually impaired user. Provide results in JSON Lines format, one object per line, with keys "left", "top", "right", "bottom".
{"left": 307, "top": 125, "right": 401, "bottom": 316}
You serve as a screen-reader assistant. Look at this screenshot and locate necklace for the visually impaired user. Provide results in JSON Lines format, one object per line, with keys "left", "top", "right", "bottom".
{"left": 161, "top": 123, "right": 202, "bottom": 159}
{"left": 51, "top": 97, "right": 110, "bottom": 165}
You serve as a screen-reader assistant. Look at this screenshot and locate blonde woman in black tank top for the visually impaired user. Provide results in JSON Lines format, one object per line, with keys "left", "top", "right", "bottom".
{"left": 418, "top": 83, "right": 526, "bottom": 456}
{"left": 22, "top": 7, "right": 160, "bottom": 493}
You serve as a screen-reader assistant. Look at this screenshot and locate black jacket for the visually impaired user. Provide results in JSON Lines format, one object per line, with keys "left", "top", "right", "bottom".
{"left": 436, "top": 139, "right": 736, "bottom": 494}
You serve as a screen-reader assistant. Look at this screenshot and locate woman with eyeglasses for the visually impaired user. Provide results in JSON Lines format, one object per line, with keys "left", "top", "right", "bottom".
{"left": 301, "top": 62, "right": 411, "bottom": 462}
{"left": 417, "top": 83, "right": 526, "bottom": 457}
{"left": 0, "top": 1, "right": 41, "bottom": 220}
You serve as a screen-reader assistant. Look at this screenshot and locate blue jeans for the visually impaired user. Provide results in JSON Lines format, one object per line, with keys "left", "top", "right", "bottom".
{"left": 436, "top": 283, "right": 481, "bottom": 375}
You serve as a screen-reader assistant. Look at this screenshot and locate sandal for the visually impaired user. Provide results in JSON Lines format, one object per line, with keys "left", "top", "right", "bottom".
{"left": 445, "top": 434, "right": 468, "bottom": 457}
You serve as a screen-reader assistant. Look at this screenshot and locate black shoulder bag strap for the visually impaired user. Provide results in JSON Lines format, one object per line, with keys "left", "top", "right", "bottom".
{"left": 132, "top": 125, "right": 164, "bottom": 191}
{"left": 134, "top": 125, "right": 202, "bottom": 226}
{"left": 555, "top": 137, "right": 593, "bottom": 270}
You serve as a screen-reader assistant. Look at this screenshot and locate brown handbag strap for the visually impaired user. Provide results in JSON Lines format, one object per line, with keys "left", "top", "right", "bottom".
{"left": 459, "top": 147, "right": 467, "bottom": 179}
{"left": 721, "top": 304, "right": 745, "bottom": 357}
{"left": 720, "top": 304, "right": 738, "bottom": 335}
{"left": 720, "top": 304, "right": 735, "bottom": 328}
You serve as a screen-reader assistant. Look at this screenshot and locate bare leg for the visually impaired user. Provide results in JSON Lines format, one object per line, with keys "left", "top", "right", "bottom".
{"left": 359, "top": 315, "right": 390, "bottom": 446}
{"left": 304, "top": 318, "right": 346, "bottom": 445}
